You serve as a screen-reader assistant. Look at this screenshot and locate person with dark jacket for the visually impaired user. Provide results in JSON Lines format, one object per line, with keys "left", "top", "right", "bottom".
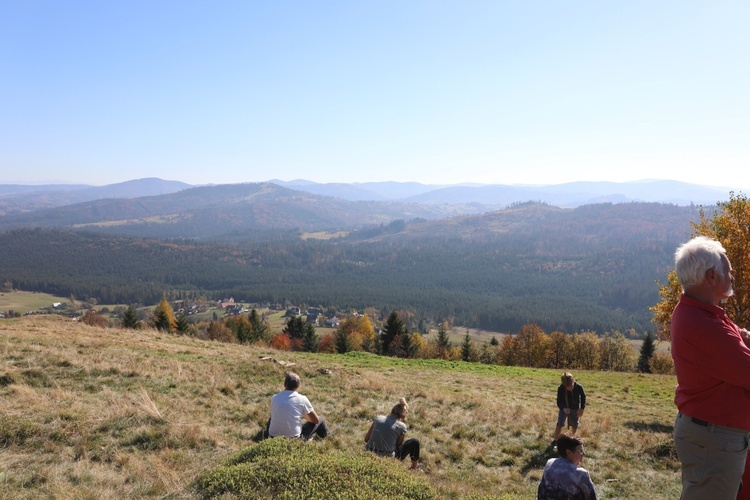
{"left": 551, "top": 372, "right": 586, "bottom": 448}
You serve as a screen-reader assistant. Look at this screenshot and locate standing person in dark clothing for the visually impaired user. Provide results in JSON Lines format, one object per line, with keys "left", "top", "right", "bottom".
{"left": 551, "top": 372, "right": 586, "bottom": 449}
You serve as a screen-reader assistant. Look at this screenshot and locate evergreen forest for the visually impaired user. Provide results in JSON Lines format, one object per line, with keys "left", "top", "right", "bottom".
{"left": 0, "top": 201, "right": 700, "bottom": 334}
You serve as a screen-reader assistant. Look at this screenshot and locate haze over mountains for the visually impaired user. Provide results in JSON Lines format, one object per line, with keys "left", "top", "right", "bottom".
{"left": 0, "top": 177, "right": 714, "bottom": 334}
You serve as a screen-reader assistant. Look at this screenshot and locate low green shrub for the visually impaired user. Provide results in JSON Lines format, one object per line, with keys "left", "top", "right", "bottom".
{"left": 196, "top": 438, "right": 435, "bottom": 499}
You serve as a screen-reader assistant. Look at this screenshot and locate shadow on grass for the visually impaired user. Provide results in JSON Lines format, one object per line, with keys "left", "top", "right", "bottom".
{"left": 520, "top": 445, "right": 557, "bottom": 474}
{"left": 623, "top": 421, "right": 673, "bottom": 433}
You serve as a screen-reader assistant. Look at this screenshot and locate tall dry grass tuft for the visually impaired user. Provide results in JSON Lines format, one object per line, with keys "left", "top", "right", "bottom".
{"left": 136, "top": 388, "right": 164, "bottom": 421}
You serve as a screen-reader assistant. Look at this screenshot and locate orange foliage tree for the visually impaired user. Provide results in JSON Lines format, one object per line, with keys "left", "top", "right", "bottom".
{"left": 651, "top": 192, "right": 750, "bottom": 340}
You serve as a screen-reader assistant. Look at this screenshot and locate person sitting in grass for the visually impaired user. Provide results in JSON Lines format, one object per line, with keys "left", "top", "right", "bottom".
{"left": 538, "top": 434, "right": 597, "bottom": 500}
{"left": 551, "top": 372, "right": 586, "bottom": 449}
{"left": 364, "top": 397, "right": 423, "bottom": 472}
{"left": 268, "top": 371, "right": 329, "bottom": 440}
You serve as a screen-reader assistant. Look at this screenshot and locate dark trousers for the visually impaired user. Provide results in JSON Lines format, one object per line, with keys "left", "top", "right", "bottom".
{"left": 395, "top": 438, "right": 420, "bottom": 462}
{"left": 266, "top": 417, "right": 330, "bottom": 441}
{"left": 301, "top": 418, "right": 330, "bottom": 441}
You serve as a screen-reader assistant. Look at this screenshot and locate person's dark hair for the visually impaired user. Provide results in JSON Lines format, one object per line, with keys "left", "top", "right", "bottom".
{"left": 556, "top": 434, "right": 583, "bottom": 458}
{"left": 284, "top": 371, "right": 301, "bottom": 391}
{"left": 390, "top": 397, "right": 409, "bottom": 419}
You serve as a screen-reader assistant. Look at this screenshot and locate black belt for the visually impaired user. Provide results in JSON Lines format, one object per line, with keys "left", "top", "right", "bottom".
{"left": 691, "top": 417, "right": 709, "bottom": 427}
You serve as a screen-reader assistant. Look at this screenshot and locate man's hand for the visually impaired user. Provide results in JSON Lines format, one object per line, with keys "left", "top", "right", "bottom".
{"left": 742, "top": 328, "right": 750, "bottom": 348}
{"left": 577, "top": 409, "right": 584, "bottom": 417}
{"left": 563, "top": 408, "right": 570, "bottom": 415}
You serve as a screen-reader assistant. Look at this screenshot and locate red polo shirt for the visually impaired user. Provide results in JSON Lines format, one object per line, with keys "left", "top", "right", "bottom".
{"left": 671, "top": 294, "right": 750, "bottom": 430}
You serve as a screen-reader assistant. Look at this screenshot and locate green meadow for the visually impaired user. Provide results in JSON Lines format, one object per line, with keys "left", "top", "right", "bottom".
{"left": 0, "top": 315, "right": 680, "bottom": 498}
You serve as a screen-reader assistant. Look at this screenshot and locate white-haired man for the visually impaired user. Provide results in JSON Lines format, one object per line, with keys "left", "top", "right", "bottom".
{"left": 268, "top": 371, "right": 329, "bottom": 440}
{"left": 671, "top": 236, "right": 750, "bottom": 499}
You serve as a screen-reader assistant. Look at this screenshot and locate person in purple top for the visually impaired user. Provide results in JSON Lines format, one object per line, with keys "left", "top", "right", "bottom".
{"left": 538, "top": 434, "right": 597, "bottom": 500}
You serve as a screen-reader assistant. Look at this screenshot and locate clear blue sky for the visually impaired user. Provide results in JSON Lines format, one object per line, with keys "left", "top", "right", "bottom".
{"left": 2, "top": 1, "right": 749, "bottom": 190}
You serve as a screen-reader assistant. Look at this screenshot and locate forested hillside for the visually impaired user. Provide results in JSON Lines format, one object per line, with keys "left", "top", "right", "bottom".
{"left": 0, "top": 202, "right": 699, "bottom": 334}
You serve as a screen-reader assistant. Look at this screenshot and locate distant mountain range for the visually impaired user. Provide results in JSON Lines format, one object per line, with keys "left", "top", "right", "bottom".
{"left": 268, "top": 179, "right": 733, "bottom": 207}
{"left": 0, "top": 177, "right": 733, "bottom": 239}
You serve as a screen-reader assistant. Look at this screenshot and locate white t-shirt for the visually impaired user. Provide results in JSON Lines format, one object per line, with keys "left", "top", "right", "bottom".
{"left": 269, "top": 390, "right": 314, "bottom": 438}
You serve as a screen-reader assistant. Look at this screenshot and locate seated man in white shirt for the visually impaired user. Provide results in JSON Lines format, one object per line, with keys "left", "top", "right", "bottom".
{"left": 268, "top": 371, "right": 329, "bottom": 440}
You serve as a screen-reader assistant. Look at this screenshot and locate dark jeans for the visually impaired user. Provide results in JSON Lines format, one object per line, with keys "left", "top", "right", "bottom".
{"left": 301, "top": 418, "right": 330, "bottom": 441}
{"left": 395, "top": 438, "right": 420, "bottom": 462}
{"left": 266, "top": 417, "right": 330, "bottom": 441}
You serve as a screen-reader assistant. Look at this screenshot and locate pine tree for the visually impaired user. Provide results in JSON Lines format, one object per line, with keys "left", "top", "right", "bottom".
{"left": 122, "top": 305, "right": 141, "bottom": 329}
{"left": 248, "top": 309, "right": 271, "bottom": 343}
{"left": 382, "top": 311, "right": 406, "bottom": 356}
{"left": 302, "top": 323, "right": 319, "bottom": 353}
{"left": 490, "top": 336, "right": 499, "bottom": 346}
{"left": 436, "top": 325, "right": 451, "bottom": 359}
{"left": 461, "top": 331, "right": 472, "bottom": 362}
{"left": 175, "top": 314, "right": 191, "bottom": 334}
{"left": 335, "top": 329, "right": 352, "bottom": 354}
{"left": 283, "top": 316, "right": 308, "bottom": 340}
{"left": 152, "top": 298, "right": 176, "bottom": 332}
{"left": 399, "top": 330, "right": 416, "bottom": 358}
{"left": 638, "top": 332, "right": 656, "bottom": 373}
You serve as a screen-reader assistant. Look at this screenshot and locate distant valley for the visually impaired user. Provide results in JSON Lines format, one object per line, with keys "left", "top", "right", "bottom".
{"left": 0, "top": 178, "right": 703, "bottom": 335}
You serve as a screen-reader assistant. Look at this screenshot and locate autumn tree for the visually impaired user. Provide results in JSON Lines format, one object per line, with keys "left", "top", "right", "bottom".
{"left": 651, "top": 192, "right": 750, "bottom": 339}
{"left": 337, "top": 315, "right": 376, "bottom": 352}
{"left": 81, "top": 309, "right": 107, "bottom": 328}
{"left": 515, "top": 323, "right": 550, "bottom": 367}
{"left": 152, "top": 298, "right": 176, "bottom": 332}
{"left": 548, "top": 330, "right": 574, "bottom": 369}
{"left": 571, "top": 332, "right": 601, "bottom": 370}
{"left": 598, "top": 332, "right": 636, "bottom": 372}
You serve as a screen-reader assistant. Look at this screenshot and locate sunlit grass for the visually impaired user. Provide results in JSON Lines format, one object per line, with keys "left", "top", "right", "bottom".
{"left": 0, "top": 315, "right": 681, "bottom": 498}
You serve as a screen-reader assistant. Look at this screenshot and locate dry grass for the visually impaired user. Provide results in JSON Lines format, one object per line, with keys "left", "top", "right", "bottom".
{"left": 0, "top": 315, "right": 681, "bottom": 498}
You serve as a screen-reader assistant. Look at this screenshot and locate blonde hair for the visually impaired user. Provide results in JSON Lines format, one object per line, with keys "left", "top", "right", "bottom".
{"left": 391, "top": 398, "right": 409, "bottom": 419}
{"left": 561, "top": 372, "right": 574, "bottom": 386}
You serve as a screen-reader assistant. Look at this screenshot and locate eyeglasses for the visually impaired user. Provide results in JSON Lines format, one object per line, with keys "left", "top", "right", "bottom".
{"left": 574, "top": 447, "right": 585, "bottom": 454}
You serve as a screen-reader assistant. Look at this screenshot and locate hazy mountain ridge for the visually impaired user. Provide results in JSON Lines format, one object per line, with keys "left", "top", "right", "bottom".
{"left": 0, "top": 178, "right": 192, "bottom": 215}
{"left": 0, "top": 183, "right": 477, "bottom": 238}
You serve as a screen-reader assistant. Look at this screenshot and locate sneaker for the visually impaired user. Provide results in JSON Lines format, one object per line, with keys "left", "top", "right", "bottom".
{"left": 410, "top": 466, "right": 425, "bottom": 474}
{"left": 550, "top": 439, "right": 557, "bottom": 449}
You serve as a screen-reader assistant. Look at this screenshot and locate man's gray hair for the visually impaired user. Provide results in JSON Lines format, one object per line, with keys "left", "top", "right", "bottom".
{"left": 675, "top": 236, "right": 727, "bottom": 290}
{"left": 284, "top": 371, "right": 301, "bottom": 391}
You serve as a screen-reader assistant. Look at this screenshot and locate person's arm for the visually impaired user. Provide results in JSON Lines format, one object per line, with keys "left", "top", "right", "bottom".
{"left": 395, "top": 433, "right": 405, "bottom": 448}
{"left": 364, "top": 422, "right": 374, "bottom": 443}
{"left": 578, "top": 385, "right": 586, "bottom": 416}
{"left": 303, "top": 410, "right": 320, "bottom": 424}
{"left": 556, "top": 385, "right": 565, "bottom": 409}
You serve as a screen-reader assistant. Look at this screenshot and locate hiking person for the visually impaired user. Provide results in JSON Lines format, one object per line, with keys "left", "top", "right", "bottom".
{"left": 268, "top": 371, "right": 329, "bottom": 440}
{"left": 551, "top": 372, "right": 586, "bottom": 449}
{"left": 538, "top": 434, "right": 597, "bottom": 499}
{"left": 364, "top": 397, "right": 423, "bottom": 471}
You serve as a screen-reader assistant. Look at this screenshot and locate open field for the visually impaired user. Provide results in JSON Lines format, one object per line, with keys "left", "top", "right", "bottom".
{"left": 0, "top": 290, "right": 69, "bottom": 314}
{"left": 0, "top": 315, "right": 681, "bottom": 498}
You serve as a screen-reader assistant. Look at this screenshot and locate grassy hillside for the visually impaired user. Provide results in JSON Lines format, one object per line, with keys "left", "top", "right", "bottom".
{"left": 0, "top": 316, "right": 680, "bottom": 498}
